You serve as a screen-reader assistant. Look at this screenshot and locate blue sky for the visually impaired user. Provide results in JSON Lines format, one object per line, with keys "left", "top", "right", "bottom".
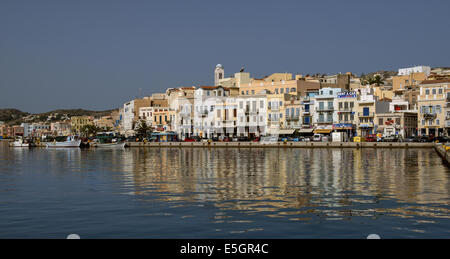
{"left": 1, "top": 0, "right": 449, "bottom": 113}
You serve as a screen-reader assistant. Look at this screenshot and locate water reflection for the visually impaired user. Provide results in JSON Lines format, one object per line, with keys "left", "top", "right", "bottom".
{"left": 120, "top": 148, "right": 450, "bottom": 220}
{"left": 1, "top": 143, "right": 450, "bottom": 238}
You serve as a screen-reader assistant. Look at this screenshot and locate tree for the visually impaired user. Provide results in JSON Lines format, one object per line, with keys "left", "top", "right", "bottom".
{"left": 135, "top": 120, "right": 152, "bottom": 138}
{"left": 80, "top": 124, "right": 101, "bottom": 137}
{"left": 360, "top": 74, "right": 384, "bottom": 86}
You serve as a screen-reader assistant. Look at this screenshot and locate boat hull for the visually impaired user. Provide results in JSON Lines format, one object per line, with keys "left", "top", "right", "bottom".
{"left": 94, "top": 142, "right": 126, "bottom": 148}
{"left": 46, "top": 140, "right": 81, "bottom": 148}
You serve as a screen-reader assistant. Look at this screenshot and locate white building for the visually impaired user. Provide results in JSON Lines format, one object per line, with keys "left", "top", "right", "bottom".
{"left": 312, "top": 88, "right": 343, "bottom": 134}
{"left": 236, "top": 91, "right": 268, "bottom": 137}
{"left": 122, "top": 100, "right": 135, "bottom": 136}
{"left": 398, "top": 66, "right": 431, "bottom": 77}
{"left": 193, "top": 86, "right": 234, "bottom": 138}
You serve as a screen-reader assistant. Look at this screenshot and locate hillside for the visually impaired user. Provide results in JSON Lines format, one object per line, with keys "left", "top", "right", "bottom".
{"left": 0, "top": 109, "right": 30, "bottom": 123}
{"left": 0, "top": 108, "right": 117, "bottom": 126}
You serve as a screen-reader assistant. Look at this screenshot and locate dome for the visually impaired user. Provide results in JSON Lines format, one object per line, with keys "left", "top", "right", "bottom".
{"left": 216, "top": 64, "right": 223, "bottom": 68}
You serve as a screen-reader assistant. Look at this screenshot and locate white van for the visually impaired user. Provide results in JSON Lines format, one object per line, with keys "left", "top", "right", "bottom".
{"left": 313, "top": 134, "right": 322, "bottom": 142}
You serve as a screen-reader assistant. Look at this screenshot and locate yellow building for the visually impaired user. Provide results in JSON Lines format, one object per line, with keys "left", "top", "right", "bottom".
{"left": 355, "top": 89, "right": 376, "bottom": 137}
{"left": 71, "top": 116, "right": 93, "bottom": 133}
{"left": 417, "top": 79, "right": 450, "bottom": 136}
{"left": 392, "top": 72, "right": 427, "bottom": 90}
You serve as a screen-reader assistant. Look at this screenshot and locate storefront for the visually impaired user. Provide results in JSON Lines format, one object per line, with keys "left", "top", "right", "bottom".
{"left": 333, "top": 123, "right": 355, "bottom": 141}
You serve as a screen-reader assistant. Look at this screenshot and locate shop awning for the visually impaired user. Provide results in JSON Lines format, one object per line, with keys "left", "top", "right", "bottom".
{"left": 299, "top": 128, "right": 314, "bottom": 133}
{"left": 314, "top": 129, "right": 333, "bottom": 134}
{"left": 277, "top": 129, "right": 295, "bottom": 135}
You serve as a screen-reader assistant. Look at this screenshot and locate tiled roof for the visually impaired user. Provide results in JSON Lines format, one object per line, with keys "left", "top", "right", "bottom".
{"left": 419, "top": 79, "right": 450, "bottom": 85}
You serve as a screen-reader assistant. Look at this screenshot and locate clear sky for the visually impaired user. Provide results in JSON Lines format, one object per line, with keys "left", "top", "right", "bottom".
{"left": 1, "top": 0, "right": 449, "bottom": 113}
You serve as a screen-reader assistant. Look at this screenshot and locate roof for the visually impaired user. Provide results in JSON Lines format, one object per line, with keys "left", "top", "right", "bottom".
{"left": 419, "top": 79, "right": 450, "bottom": 85}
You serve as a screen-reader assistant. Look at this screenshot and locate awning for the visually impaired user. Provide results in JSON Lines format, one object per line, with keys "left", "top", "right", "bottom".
{"left": 299, "top": 128, "right": 314, "bottom": 133}
{"left": 314, "top": 129, "right": 333, "bottom": 134}
{"left": 277, "top": 129, "right": 295, "bottom": 135}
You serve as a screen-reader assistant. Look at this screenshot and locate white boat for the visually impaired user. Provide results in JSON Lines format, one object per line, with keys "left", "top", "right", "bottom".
{"left": 10, "top": 138, "right": 30, "bottom": 147}
{"left": 94, "top": 142, "right": 126, "bottom": 148}
{"left": 46, "top": 136, "right": 81, "bottom": 148}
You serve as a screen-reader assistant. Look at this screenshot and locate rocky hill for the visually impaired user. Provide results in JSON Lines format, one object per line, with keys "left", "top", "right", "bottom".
{"left": 0, "top": 108, "right": 117, "bottom": 126}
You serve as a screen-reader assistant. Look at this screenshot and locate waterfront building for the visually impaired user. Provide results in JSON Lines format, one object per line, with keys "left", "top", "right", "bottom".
{"left": 266, "top": 92, "right": 293, "bottom": 134}
{"left": 417, "top": 79, "right": 450, "bottom": 136}
{"left": 139, "top": 106, "right": 174, "bottom": 132}
{"left": 122, "top": 96, "right": 164, "bottom": 136}
{"left": 312, "top": 88, "right": 342, "bottom": 135}
{"left": 355, "top": 87, "right": 376, "bottom": 137}
{"left": 283, "top": 96, "right": 302, "bottom": 130}
{"left": 236, "top": 91, "right": 268, "bottom": 138}
{"left": 70, "top": 116, "right": 93, "bottom": 134}
{"left": 50, "top": 121, "right": 72, "bottom": 136}
{"left": 21, "top": 122, "right": 51, "bottom": 137}
{"left": 193, "top": 85, "right": 235, "bottom": 138}
{"left": 334, "top": 91, "right": 357, "bottom": 140}
{"left": 166, "top": 87, "right": 196, "bottom": 139}
{"left": 375, "top": 112, "right": 418, "bottom": 138}
{"left": 94, "top": 116, "right": 115, "bottom": 131}
{"left": 297, "top": 93, "right": 317, "bottom": 136}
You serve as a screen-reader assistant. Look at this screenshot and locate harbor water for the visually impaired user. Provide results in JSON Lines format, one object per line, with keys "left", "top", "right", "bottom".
{"left": 0, "top": 142, "right": 449, "bottom": 238}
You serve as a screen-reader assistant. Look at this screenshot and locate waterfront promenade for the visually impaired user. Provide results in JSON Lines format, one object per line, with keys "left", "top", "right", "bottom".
{"left": 125, "top": 141, "right": 435, "bottom": 148}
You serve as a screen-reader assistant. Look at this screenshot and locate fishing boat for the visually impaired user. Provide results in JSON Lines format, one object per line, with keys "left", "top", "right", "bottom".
{"left": 46, "top": 136, "right": 81, "bottom": 148}
{"left": 93, "top": 142, "right": 126, "bottom": 148}
{"left": 10, "top": 138, "right": 30, "bottom": 147}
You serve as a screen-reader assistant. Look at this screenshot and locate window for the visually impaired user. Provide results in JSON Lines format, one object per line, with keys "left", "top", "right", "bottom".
{"left": 422, "top": 120, "right": 425, "bottom": 125}
{"left": 260, "top": 100, "right": 264, "bottom": 108}
{"left": 437, "top": 119, "right": 440, "bottom": 125}
{"left": 439, "top": 88, "right": 443, "bottom": 94}
{"left": 379, "top": 118, "right": 383, "bottom": 125}
{"left": 339, "top": 102, "right": 343, "bottom": 109}
{"left": 425, "top": 89, "right": 430, "bottom": 95}
{"left": 251, "top": 90, "right": 255, "bottom": 95}
{"left": 241, "top": 91, "right": 244, "bottom": 95}
{"left": 432, "top": 89, "right": 436, "bottom": 95}
{"left": 395, "top": 118, "right": 400, "bottom": 124}
{"left": 275, "top": 88, "right": 279, "bottom": 94}
{"left": 280, "top": 88, "right": 284, "bottom": 94}
{"left": 239, "top": 101, "right": 243, "bottom": 109}
{"left": 286, "top": 88, "right": 289, "bottom": 93}
{"left": 286, "top": 109, "right": 290, "bottom": 117}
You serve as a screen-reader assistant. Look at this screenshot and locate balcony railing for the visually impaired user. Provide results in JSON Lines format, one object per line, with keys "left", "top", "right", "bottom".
{"left": 317, "top": 120, "right": 333, "bottom": 124}
{"left": 286, "top": 116, "right": 299, "bottom": 121}
{"left": 316, "top": 107, "right": 334, "bottom": 112}
{"left": 423, "top": 113, "right": 437, "bottom": 119}
{"left": 358, "top": 122, "right": 374, "bottom": 128}
{"left": 358, "top": 112, "right": 374, "bottom": 117}
{"left": 338, "top": 107, "right": 353, "bottom": 112}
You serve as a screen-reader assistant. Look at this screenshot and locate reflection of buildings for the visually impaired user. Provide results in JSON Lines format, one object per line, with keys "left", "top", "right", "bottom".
{"left": 120, "top": 147, "right": 450, "bottom": 219}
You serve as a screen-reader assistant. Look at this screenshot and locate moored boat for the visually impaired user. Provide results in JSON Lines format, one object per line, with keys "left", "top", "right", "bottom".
{"left": 93, "top": 142, "right": 126, "bottom": 148}
{"left": 9, "top": 138, "right": 30, "bottom": 147}
{"left": 46, "top": 136, "right": 81, "bottom": 148}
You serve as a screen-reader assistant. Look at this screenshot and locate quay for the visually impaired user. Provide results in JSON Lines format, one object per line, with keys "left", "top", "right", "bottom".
{"left": 125, "top": 141, "right": 435, "bottom": 148}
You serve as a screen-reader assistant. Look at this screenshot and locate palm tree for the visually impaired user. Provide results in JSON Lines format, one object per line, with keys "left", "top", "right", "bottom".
{"left": 135, "top": 120, "right": 152, "bottom": 139}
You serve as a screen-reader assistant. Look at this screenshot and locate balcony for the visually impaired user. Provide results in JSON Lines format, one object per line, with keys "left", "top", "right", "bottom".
{"left": 268, "top": 106, "right": 280, "bottom": 111}
{"left": 317, "top": 120, "right": 333, "bottom": 124}
{"left": 423, "top": 113, "right": 437, "bottom": 119}
{"left": 286, "top": 116, "right": 299, "bottom": 121}
{"left": 316, "top": 107, "right": 334, "bottom": 112}
{"left": 200, "top": 110, "right": 209, "bottom": 117}
{"left": 338, "top": 107, "right": 353, "bottom": 112}
{"left": 358, "top": 112, "right": 374, "bottom": 117}
{"left": 358, "top": 122, "right": 374, "bottom": 128}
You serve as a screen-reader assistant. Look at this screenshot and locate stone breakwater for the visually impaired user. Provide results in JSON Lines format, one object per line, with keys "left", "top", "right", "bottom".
{"left": 434, "top": 143, "right": 450, "bottom": 166}
{"left": 125, "top": 142, "right": 435, "bottom": 148}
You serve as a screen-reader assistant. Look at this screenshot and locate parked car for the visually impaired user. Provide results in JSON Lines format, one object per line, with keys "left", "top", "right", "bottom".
{"left": 382, "top": 136, "right": 399, "bottom": 142}
{"left": 312, "top": 134, "right": 322, "bottom": 142}
{"left": 366, "top": 135, "right": 377, "bottom": 142}
{"left": 238, "top": 136, "right": 250, "bottom": 142}
{"left": 433, "top": 136, "right": 450, "bottom": 143}
{"left": 252, "top": 137, "right": 260, "bottom": 142}
{"left": 183, "top": 137, "right": 196, "bottom": 142}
